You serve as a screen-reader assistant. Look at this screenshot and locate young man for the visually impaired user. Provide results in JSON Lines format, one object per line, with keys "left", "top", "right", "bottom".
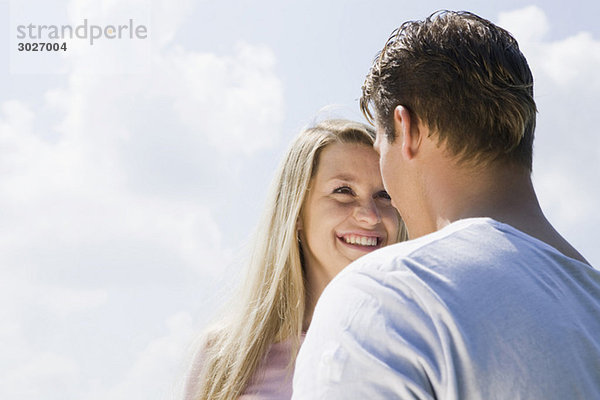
{"left": 292, "top": 11, "right": 600, "bottom": 399}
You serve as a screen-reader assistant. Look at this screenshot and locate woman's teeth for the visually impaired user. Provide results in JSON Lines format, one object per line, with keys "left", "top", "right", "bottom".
{"left": 343, "top": 235, "right": 378, "bottom": 246}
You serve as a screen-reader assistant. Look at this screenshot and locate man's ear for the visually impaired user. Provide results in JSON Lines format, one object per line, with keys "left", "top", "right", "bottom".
{"left": 393, "top": 105, "right": 421, "bottom": 160}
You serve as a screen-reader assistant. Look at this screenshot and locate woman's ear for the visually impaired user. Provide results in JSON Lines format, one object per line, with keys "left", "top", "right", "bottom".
{"left": 296, "top": 220, "right": 303, "bottom": 243}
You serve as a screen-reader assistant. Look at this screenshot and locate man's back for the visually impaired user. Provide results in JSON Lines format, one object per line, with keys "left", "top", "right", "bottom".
{"left": 293, "top": 218, "right": 600, "bottom": 399}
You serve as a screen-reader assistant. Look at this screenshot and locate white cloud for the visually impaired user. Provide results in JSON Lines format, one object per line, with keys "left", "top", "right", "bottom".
{"left": 1, "top": 0, "right": 283, "bottom": 271}
{"left": 0, "top": 279, "right": 84, "bottom": 398}
{"left": 170, "top": 43, "right": 284, "bottom": 155}
{"left": 89, "top": 312, "right": 197, "bottom": 400}
{"left": 498, "top": 5, "right": 549, "bottom": 43}
{"left": 37, "top": 286, "right": 109, "bottom": 318}
{"left": 499, "top": 6, "right": 600, "bottom": 91}
{"left": 538, "top": 32, "right": 600, "bottom": 88}
{"left": 0, "top": 352, "right": 81, "bottom": 400}
{"left": 497, "top": 7, "right": 600, "bottom": 264}
{"left": 535, "top": 171, "right": 595, "bottom": 225}
{"left": 1, "top": 0, "right": 283, "bottom": 398}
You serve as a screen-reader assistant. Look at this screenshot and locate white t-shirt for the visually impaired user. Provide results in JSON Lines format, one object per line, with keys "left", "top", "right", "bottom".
{"left": 292, "top": 218, "right": 600, "bottom": 399}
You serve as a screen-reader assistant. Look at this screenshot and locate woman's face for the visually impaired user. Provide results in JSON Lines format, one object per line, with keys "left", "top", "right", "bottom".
{"left": 299, "top": 142, "right": 399, "bottom": 283}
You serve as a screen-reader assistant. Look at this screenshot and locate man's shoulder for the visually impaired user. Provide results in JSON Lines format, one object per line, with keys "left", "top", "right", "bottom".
{"left": 338, "top": 217, "right": 501, "bottom": 279}
{"left": 325, "top": 217, "right": 521, "bottom": 307}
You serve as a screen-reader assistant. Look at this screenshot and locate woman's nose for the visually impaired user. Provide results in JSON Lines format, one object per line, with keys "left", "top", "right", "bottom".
{"left": 354, "top": 200, "right": 382, "bottom": 226}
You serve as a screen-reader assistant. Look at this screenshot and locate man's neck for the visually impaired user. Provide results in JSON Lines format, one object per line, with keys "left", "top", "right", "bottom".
{"left": 434, "top": 163, "right": 540, "bottom": 228}
{"left": 412, "top": 160, "right": 589, "bottom": 265}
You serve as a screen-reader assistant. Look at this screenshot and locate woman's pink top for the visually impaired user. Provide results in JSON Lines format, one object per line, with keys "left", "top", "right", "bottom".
{"left": 184, "top": 334, "right": 305, "bottom": 400}
{"left": 239, "top": 334, "right": 305, "bottom": 399}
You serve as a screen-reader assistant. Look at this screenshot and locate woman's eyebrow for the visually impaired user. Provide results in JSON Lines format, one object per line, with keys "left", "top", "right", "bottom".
{"left": 327, "top": 173, "right": 357, "bottom": 182}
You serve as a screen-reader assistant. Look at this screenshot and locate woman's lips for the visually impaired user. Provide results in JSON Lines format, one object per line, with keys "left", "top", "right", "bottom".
{"left": 337, "top": 232, "right": 383, "bottom": 251}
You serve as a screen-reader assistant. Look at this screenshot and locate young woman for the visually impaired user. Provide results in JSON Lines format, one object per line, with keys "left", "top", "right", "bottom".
{"left": 184, "top": 119, "right": 408, "bottom": 400}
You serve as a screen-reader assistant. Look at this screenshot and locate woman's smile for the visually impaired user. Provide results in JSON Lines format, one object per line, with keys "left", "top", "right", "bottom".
{"left": 337, "top": 231, "right": 383, "bottom": 249}
{"left": 299, "top": 142, "right": 399, "bottom": 281}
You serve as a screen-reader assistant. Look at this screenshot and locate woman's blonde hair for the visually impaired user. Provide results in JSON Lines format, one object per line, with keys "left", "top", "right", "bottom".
{"left": 190, "top": 119, "right": 408, "bottom": 400}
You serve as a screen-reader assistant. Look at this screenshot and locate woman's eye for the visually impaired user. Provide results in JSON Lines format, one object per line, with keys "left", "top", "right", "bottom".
{"left": 333, "top": 186, "right": 354, "bottom": 195}
{"left": 376, "top": 190, "right": 392, "bottom": 200}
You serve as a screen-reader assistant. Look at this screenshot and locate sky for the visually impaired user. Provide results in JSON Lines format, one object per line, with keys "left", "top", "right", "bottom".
{"left": 0, "top": 0, "right": 599, "bottom": 399}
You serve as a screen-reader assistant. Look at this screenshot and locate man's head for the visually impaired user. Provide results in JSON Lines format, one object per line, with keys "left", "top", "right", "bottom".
{"left": 361, "top": 10, "right": 537, "bottom": 170}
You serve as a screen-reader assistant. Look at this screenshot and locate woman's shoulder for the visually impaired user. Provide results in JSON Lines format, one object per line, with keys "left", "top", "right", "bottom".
{"left": 182, "top": 330, "right": 304, "bottom": 400}
{"left": 182, "top": 329, "right": 221, "bottom": 400}
{"left": 239, "top": 335, "right": 305, "bottom": 399}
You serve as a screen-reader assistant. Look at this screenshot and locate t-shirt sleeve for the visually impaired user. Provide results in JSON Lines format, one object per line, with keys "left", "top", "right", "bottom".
{"left": 292, "top": 267, "right": 443, "bottom": 400}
